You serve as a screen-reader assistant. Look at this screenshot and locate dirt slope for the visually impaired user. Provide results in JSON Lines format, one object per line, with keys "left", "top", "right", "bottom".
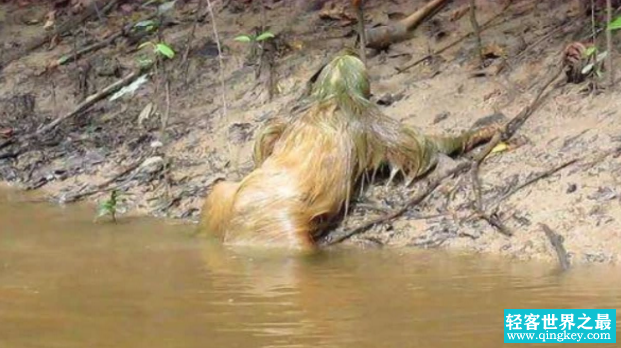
{"left": 1, "top": 0, "right": 620, "bottom": 266}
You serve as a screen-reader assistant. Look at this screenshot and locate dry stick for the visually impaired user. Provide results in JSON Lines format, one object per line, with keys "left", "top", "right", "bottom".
{"left": 0, "top": 0, "right": 119, "bottom": 69}
{"left": 324, "top": 162, "right": 473, "bottom": 246}
{"left": 181, "top": 0, "right": 205, "bottom": 83}
{"left": 487, "top": 158, "right": 579, "bottom": 210}
{"left": 354, "top": 0, "right": 368, "bottom": 66}
{"left": 396, "top": 1, "right": 512, "bottom": 73}
{"left": 0, "top": 67, "right": 150, "bottom": 153}
{"left": 206, "top": 0, "right": 228, "bottom": 117}
{"left": 469, "top": 0, "right": 483, "bottom": 66}
{"left": 469, "top": 132, "right": 514, "bottom": 236}
{"left": 60, "top": 159, "right": 144, "bottom": 203}
{"left": 56, "top": 31, "right": 122, "bottom": 67}
{"left": 502, "top": 65, "right": 565, "bottom": 140}
{"left": 510, "top": 17, "right": 580, "bottom": 66}
{"left": 53, "top": 13, "right": 158, "bottom": 68}
{"left": 464, "top": 65, "right": 565, "bottom": 234}
{"left": 365, "top": 0, "right": 450, "bottom": 50}
{"left": 540, "top": 223, "right": 571, "bottom": 271}
{"left": 606, "top": 0, "right": 615, "bottom": 89}
{"left": 37, "top": 70, "right": 147, "bottom": 137}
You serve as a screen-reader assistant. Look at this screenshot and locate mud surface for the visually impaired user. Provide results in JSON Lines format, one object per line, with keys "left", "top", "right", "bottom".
{"left": 1, "top": 0, "right": 620, "bottom": 265}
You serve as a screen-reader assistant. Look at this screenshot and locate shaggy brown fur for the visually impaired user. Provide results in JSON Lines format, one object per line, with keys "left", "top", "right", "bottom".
{"left": 198, "top": 49, "right": 497, "bottom": 251}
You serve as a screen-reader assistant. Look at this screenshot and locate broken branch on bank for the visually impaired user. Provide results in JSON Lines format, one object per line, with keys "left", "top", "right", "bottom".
{"left": 396, "top": 1, "right": 513, "bottom": 73}
{"left": 364, "top": 0, "right": 450, "bottom": 51}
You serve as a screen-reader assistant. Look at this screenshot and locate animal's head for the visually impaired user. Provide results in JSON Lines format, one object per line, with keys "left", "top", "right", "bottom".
{"left": 311, "top": 48, "right": 371, "bottom": 101}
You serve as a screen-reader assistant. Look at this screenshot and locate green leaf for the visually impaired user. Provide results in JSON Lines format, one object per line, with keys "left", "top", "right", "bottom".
{"left": 584, "top": 46, "right": 597, "bottom": 58}
{"left": 255, "top": 31, "right": 275, "bottom": 41}
{"left": 57, "top": 55, "right": 70, "bottom": 65}
{"left": 608, "top": 15, "right": 621, "bottom": 31}
{"left": 155, "top": 43, "right": 175, "bottom": 59}
{"left": 135, "top": 20, "right": 156, "bottom": 28}
{"left": 234, "top": 35, "right": 253, "bottom": 43}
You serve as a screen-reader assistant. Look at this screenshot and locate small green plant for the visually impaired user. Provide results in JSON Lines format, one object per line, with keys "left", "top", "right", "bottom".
{"left": 233, "top": 30, "right": 276, "bottom": 71}
{"left": 607, "top": 15, "right": 621, "bottom": 31}
{"left": 234, "top": 31, "right": 275, "bottom": 44}
{"left": 96, "top": 189, "right": 124, "bottom": 223}
{"left": 136, "top": 40, "right": 176, "bottom": 69}
{"left": 139, "top": 41, "right": 176, "bottom": 59}
{"left": 582, "top": 45, "right": 608, "bottom": 78}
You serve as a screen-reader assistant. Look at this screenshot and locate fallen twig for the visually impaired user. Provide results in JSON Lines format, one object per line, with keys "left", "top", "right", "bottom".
{"left": 540, "top": 223, "right": 570, "bottom": 271}
{"left": 488, "top": 158, "right": 579, "bottom": 210}
{"left": 468, "top": 132, "right": 515, "bottom": 236}
{"left": 51, "top": 13, "right": 158, "bottom": 68}
{"left": 396, "top": 1, "right": 512, "bottom": 73}
{"left": 353, "top": 0, "right": 368, "bottom": 65}
{"left": 365, "top": 0, "right": 450, "bottom": 51}
{"left": 606, "top": 0, "right": 615, "bottom": 89}
{"left": 181, "top": 0, "right": 205, "bottom": 82}
{"left": 323, "top": 161, "right": 473, "bottom": 246}
{"left": 59, "top": 159, "right": 144, "bottom": 203}
{"left": 510, "top": 17, "right": 581, "bottom": 66}
{"left": 476, "top": 210, "right": 513, "bottom": 236}
{"left": 0, "top": 65, "right": 152, "bottom": 157}
{"left": 0, "top": 0, "right": 119, "bottom": 70}
{"left": 36, "top": 69, "right": 148, "bottom": 137}
{"left": 463, "top": 64, "right": 565, "bottom": 233}
{"left": 469, "top": 0, "right": 483, "bottom": 66}
{"left": 206, "top": 0, "right": 228, "bottom": 117}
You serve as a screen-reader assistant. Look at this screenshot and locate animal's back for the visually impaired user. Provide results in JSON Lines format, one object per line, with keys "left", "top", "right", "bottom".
{"left": 222, "top": 107, "right": 358, "bottom": 249}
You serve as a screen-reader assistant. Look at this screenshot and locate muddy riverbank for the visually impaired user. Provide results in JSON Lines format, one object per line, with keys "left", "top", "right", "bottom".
{"left": 1, "top": 0, "right": 621, "bottom": 265}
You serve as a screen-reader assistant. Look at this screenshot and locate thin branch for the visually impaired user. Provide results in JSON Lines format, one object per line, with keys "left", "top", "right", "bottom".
{"left": 323, "top": 161, "right": 473, "bottom": 246}
{"left": 0, "top": 0, "right": 119, "bottom": 70}
{"left": 396, "top": 1, "right": 512, "bottom": 73}
{"left": 606, "top": 0, "right": 615, "bottom": 89}
{"left": 181, "top": 0, "right": 205, "bottom": 83}
{"left": 469, "top": 0, "right": 484, "bottom": 66}
{"left": 206, "top": 0, "right": 228, "bottom": 117}
{"left": 540, "top": 223, "right": 571, "bottom": 271}
{"left": 487, "top": 158, "right": 578, "bottom": 210}
{"left": 59, "top": 159, "right": 144, "bottom": 203}
{"left": 476, "top": 210, "right": 513, "bottom": 236}
{"left": 354, "top": 0, "right": 368, "bottom": 66}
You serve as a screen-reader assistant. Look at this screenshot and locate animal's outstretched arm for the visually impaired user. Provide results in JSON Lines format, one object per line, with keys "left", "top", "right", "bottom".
{"left": 366, "top": 115, "right": 499, "bottom": 186}
{"left": 252, "top": 118, "right": 288, "bottom": 166}
{"left": 425, "top": 124, "right": 500, "bottom": 156}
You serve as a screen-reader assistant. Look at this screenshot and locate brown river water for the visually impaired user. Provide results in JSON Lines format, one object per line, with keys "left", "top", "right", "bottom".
{"left": 0, "top": 188, "right": 619, "bottom": 348}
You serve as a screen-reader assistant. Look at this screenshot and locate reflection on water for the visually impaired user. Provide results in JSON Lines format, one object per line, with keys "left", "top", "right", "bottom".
{"left": 0, "top": 188, "right": 619, "bottom": 348}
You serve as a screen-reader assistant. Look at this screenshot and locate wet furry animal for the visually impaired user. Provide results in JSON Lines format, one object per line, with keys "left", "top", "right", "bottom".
{"left": 198, "top": 49, "right": 496, "bottom": 251}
